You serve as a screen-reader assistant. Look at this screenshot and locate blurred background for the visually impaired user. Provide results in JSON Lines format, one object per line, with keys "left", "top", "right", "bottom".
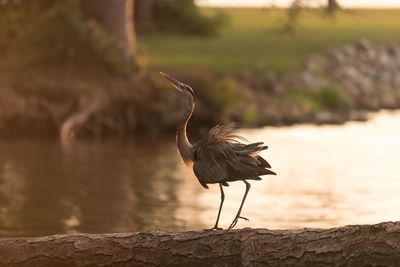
{"left": 1, "top": 0, "right": 400, "bottom": 237}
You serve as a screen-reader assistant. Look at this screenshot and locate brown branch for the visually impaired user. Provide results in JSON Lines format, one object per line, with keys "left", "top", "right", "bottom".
{"left": 1, "top": 221, "right": 400, "bottom": 266}
{"left": 60, "top": 93, "right": 107, "bottom": 141}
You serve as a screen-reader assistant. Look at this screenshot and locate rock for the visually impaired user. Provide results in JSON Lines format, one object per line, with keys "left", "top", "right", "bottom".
{"left": 342, "top": 44, "right": 357, "bottom": 59}
{"left": 304, "top": 54, "right": 325, "bottom": 73}
{"left": 315, "top": 111, "right": 346, "bottom": 125}
{"left": 320, "top": 39, "right": 400, "bottom": 111}
{"left": 356, "top": 38, "right": 373, "bottom": 52}
{"left": 376, "top": 50, "right": 391, "bottom": 66}
{"left": 298, "top": 71, "right": 327, "bottom": 91}
{"left": 244, "top": 39, "right": 400, "bottom": 127}
{"left": 350, "top": 111, "right": 368, "bottom": 122}
{"left": 331, "top": 49, "right": 346, "bottom": 64}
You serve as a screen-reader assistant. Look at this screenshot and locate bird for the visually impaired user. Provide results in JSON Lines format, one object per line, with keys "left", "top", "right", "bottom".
{"left": 159, "top": 71, "right": 276, "bottom": 230}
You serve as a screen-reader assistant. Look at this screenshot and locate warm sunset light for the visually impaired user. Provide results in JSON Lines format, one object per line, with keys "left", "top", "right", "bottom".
{"left": 1, "top": 0, "right": 400, "bottom": 265}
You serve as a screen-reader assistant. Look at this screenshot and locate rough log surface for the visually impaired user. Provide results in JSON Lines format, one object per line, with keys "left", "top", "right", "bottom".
{"left": 1, "top": 221, "right": 400, "bottom": 267}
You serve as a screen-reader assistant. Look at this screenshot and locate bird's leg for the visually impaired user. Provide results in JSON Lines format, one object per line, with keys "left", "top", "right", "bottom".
{"left": 228, "top": 181, "right": 251, "bottom": 229}
{"left": 209, "top": 183, "right": 225, "bottom": 230}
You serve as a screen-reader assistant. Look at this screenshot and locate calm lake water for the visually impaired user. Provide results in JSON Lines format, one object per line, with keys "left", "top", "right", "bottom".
{"left": 1, "top": 111, "right": 400, "bottom": 237}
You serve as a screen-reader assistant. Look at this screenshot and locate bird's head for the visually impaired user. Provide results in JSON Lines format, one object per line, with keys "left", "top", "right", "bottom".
{"left": 159, "top": 72, "right": 195, "bottom": 100}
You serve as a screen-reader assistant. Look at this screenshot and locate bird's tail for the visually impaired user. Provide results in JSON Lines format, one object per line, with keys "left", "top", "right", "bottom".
{"left": 239, "top": 142, "right": 268, "bottom": 156}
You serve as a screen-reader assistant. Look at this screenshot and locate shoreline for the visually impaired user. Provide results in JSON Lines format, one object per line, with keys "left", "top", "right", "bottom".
{"left": 0, "top": 40, "right": 398, "bottom": 138}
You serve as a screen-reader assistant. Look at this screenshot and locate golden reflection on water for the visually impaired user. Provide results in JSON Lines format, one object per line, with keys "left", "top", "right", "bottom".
{"left": 233, "top": 110, "right": 400, "bottom": 229}
{"left": 0, "top": 111, "right": 400, "bottom": 236}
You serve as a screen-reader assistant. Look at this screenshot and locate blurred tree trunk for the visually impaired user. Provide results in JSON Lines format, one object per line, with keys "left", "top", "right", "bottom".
{"left": 135, "top": 0, "right": 154, "bottom": 34}
{"left": 285, "top": 0, "right": 340, "bottom": 33}
{"left": 81, "top": 0, "right": 137, "bottom": 60}
{"left": 326, "top": 0, "right": 340, "bottom": 16}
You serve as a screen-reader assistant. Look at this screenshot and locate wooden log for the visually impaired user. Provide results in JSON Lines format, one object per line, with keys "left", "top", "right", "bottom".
{"left": 1, "top": 221, "right": 400, "bottom": 266}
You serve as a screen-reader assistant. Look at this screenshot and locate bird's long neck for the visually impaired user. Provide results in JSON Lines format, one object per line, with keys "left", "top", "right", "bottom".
{"left": 177, "top": 96, "right": 195, "bottom": 164}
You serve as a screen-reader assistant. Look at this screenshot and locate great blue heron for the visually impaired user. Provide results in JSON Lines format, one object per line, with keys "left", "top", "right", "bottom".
{"left": 160, "top": 72, "right": 276, "bottom": 230}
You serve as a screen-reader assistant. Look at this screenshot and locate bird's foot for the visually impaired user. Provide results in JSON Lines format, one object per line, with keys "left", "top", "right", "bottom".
{"left": 204, "top": 226, "right": 223, "bottom": 231}
{"left": 228, "top": 216, "right": 249, "bottom": 229}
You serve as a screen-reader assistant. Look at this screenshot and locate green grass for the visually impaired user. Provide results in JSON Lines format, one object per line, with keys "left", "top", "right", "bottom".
{"left": 138, "top": 8, "right": 400, "bottom": 73}
{"left": 283, "top": 85, "right": 352, "bottom": 112}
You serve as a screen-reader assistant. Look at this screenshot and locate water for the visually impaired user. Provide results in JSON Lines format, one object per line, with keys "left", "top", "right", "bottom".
{"left": 1, "top": 111, "right": 400, "bottom": 237}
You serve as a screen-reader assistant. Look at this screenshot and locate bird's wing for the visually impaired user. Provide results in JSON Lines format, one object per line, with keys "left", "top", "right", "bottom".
{"left": 193, "top": 124, "right": 275, "bottom": 188}
{"left": 193, "top": 143, "right": 230, "bottom": 188}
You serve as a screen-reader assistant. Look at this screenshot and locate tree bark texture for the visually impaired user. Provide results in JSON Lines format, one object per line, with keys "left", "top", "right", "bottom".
{"left": 1, "top": 221, "right": 400, "bottom": 267}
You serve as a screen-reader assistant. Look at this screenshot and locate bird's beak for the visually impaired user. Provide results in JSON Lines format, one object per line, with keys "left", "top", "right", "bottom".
{"left": 159, "top": 71, "right": 184, "bottom": 93}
